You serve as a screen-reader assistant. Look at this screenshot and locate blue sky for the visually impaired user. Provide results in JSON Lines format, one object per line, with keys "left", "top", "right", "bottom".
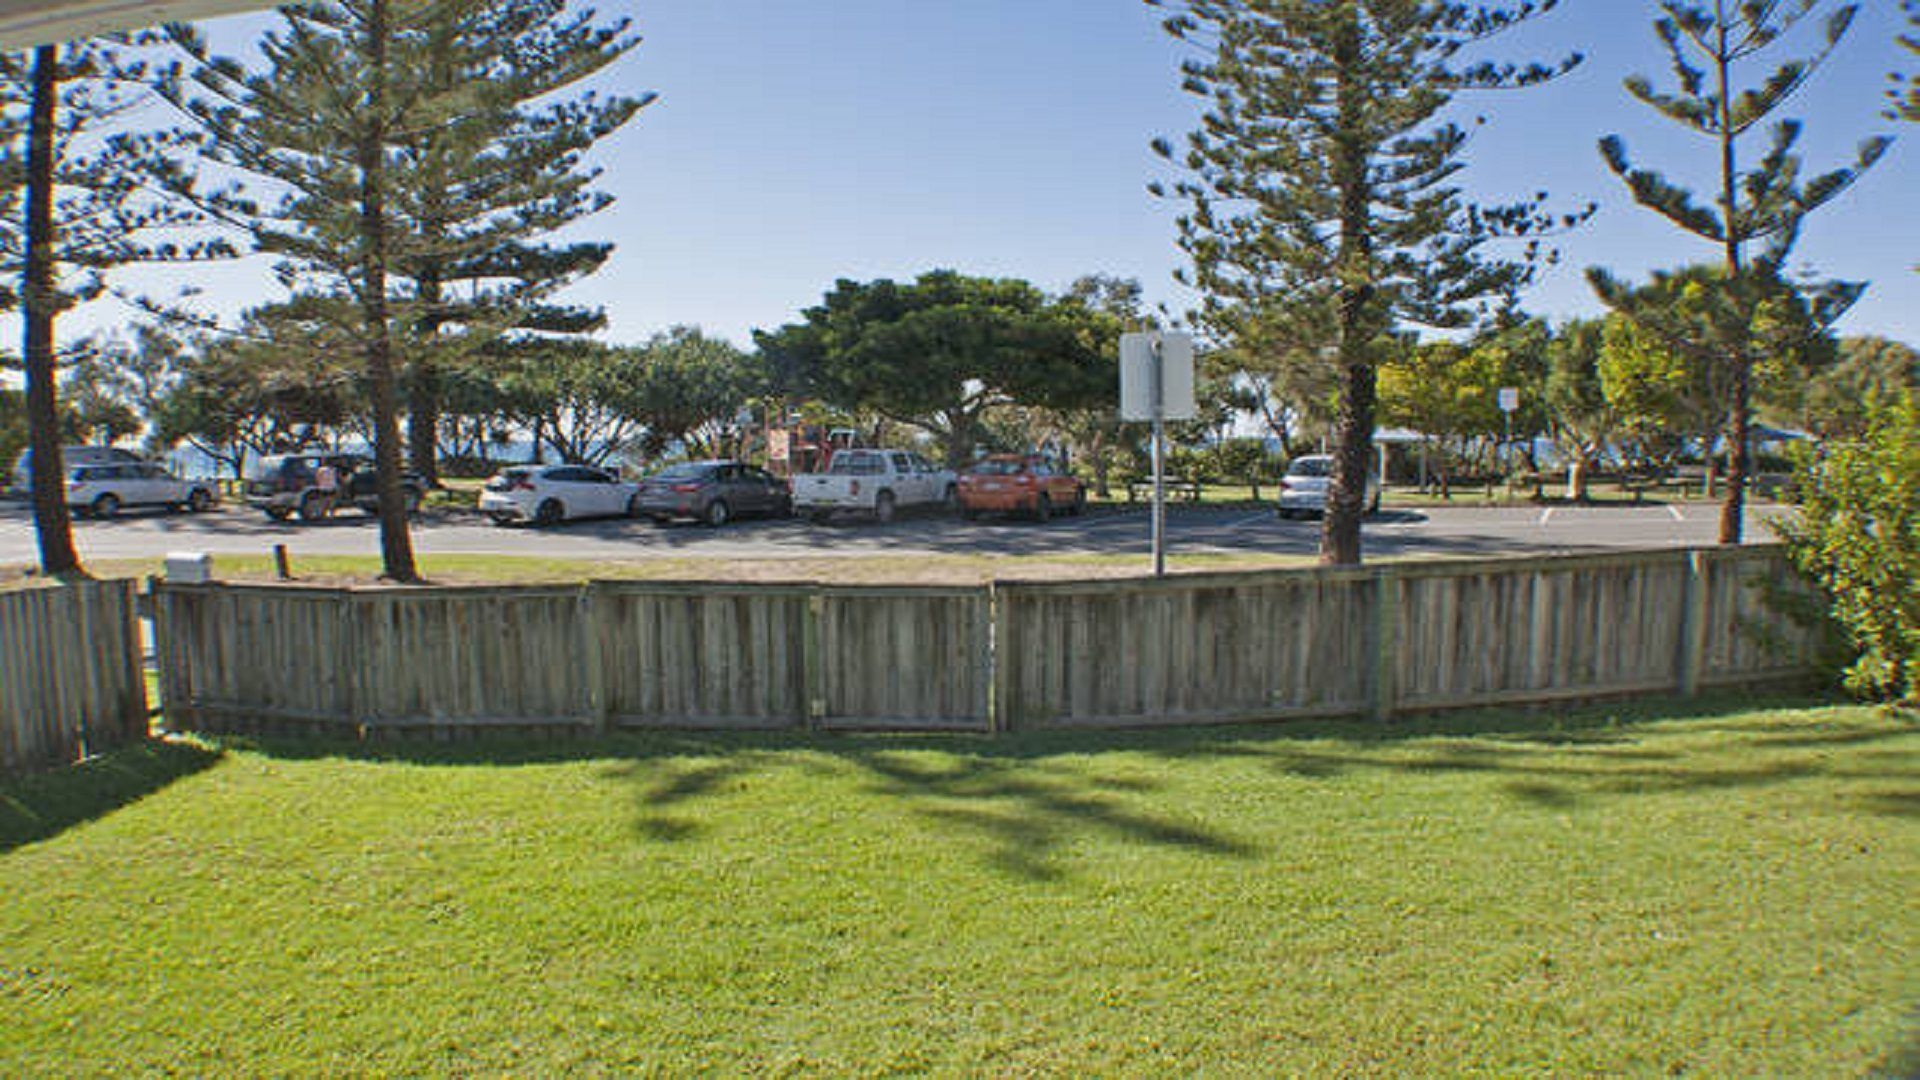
{"left": 72, "top": 0, "right": 1920, "bottom": 349}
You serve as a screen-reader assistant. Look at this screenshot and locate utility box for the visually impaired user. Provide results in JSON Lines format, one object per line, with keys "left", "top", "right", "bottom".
{"left": 164, "top": 552, "right": 213, "bottom": 584}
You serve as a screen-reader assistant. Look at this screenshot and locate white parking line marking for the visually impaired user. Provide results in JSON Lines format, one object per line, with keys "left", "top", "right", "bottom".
{"left": 1538, "top": 508, "right": 1554, "bottom": 527}
{"left": 1229, "top": 513, "right": 1272, "bottom": 529}
{"left": 1667, "top": 505, "right": 1685, "bottom": 522}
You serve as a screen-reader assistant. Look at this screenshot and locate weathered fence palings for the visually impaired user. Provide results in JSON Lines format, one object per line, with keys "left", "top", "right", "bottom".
{"left": 1388, "top": 550, "right": 1696, "bottom": 711}
{"left": 994, "top": 568, "right": 1376, "bottom": 730}
{"left": 595, "top": 582, "right": 813, "bottom": 729}
{"left": 148, "top": 546, "right": 1817, "bottom": 740}
{"left": 1, "top": 579, "right": 146, "bottom": 773}
{"left": 814, "top": 586, "right": 992, "bottom": 732}
{"left": 995, "top": 547, "right": 1815, "bottom": 731}
{"left": 153, "top": 578, "right": 998, "bottom": 736}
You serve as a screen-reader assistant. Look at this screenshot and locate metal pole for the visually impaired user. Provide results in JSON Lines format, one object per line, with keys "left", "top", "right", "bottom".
{"left": 1151, "top": 335, "right": 1166, "bottom": 577}
{"left": 1504, "top": 410, "right": 1513, "bottom": 486}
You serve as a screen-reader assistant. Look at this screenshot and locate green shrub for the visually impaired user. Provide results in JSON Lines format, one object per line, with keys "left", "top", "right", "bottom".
{"left": 1772, "top": 394, "right": 1920, "bottom": 703}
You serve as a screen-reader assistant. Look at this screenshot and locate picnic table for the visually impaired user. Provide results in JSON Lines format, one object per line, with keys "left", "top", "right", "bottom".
{"left": 1127, "top": 479, "right": 1202, "bottom": 503}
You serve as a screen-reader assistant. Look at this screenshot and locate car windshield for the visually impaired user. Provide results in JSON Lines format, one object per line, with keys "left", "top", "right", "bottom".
{"left": 969, "top": 459, "right": 1029, "bottom": 476}
{"left": 1288, "top": 458, "right": 1332, "bottom": 478}
{"left": 650, "top": 464, "right": 712, "bottom": 481}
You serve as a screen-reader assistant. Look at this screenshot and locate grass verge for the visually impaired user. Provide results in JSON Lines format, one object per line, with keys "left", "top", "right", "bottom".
{"left": 2, "top": 697, "right": 1914, "bottom": 1074}
{"left": 7, "top": 551, "right": 1320, "bottom": 589}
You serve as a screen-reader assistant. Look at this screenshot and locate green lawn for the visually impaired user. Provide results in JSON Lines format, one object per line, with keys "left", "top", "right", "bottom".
{"left": 2, "top": 697, "right": 1914, "bottom": 1075}
{"left": 11, "top": 550, "right": 1321, "bottom": 589}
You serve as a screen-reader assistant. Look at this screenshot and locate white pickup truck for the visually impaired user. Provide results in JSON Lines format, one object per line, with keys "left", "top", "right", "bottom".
{"left": 791, "top": 448, "right": 958, "bottom": 523}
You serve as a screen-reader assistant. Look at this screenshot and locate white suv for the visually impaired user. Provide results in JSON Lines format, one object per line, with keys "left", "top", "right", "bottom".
{"left": 66, "top": 462, "right": 216, "bottom": 518}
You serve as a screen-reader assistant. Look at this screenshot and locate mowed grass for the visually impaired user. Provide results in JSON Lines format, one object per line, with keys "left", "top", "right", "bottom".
{"left": 7, "top": 550, "right": 1319, "bottom": 590}
{"left": 2, "top": 698, "right": 1915, "bottom": 1075}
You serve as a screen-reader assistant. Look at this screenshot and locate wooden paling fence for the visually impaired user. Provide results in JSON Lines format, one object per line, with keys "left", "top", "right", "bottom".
{"left": 0, "top": 579, "right": 148, "bottom": 773}
{"left": 995, "top": 546, "right": 1816, "bottom": 730}
{"left": 148, "top": 546, "right": 1819, "bottom": 740}
{"left": 153, "top": 579, "right": 993, "bottom": 736}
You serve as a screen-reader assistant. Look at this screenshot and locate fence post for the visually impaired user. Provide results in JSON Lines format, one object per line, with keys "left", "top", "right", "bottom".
{"left": 1370, "top": 565, "right": 1399, "bottom": 721}
{"left": 1676, "top": 548, "right": 1709, "bottom": 696}
{"left": 986, "top": 583, "right": 1004, "bottom": 734}
{"left": 114, "top": 579, "right": 147, "bottom": 743}
{"left": 338, "top": 591, "right": 361, "bottom": 736}
{"left": 580, "top": 583, "right": 610, "bottom": 734}
{"left": 803, "top": 591, "right": 825, "bottom": 730}
{"left": 147, "top": 578, "right": 174, "bottom": 733}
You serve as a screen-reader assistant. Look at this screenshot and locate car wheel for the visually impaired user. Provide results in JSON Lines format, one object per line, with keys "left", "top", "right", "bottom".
{"left": 942, "top": 484, "right": 959, "bottom": 513}
{"left": 1072, "top": 488, "right": 1087, "bottom": 516}
{"left": 91, "top": 493, "right": 120, "bottom": 519}
{"left": 1034, "top": 494, "right": 1052, "bottom": 523}
{"left": 773, "top": 496, "right": 793, "bottom": 519}
{"left": 627, "top": 494, "right": 644, "bottom": 519}
{"left": 187, "top": 488, "right": 214, "bottom": 513}
{"left": 704, "top": 499, "right": 731, "bottom": 527}
{"left": 299, "top": 491, "right": 329, "bottom": 522}
{"left": 266, "top": 506, "right": 292, "bottom": 522}
{"left": 873, "top": 491, "right": 896, "bottom": 524}
{"left": 534, "top": 498, "right": 564, "bottom": 527}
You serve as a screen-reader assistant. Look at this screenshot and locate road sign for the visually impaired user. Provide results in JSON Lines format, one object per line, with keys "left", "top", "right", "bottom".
{"left": 1498, "top": 387, "right": 1520, "bottom": 413}
{"left": 1119, "top": 332, "right": 1195, "bottom": 421}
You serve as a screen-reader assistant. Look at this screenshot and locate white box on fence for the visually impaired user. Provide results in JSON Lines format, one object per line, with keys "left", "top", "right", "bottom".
{"left": 165, "top": 552, "right": 213, "bottom": 584}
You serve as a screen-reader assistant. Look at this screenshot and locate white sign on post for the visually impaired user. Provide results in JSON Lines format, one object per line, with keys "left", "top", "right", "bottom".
{"left": 1119, "top": 332, "right": 1196, "bottom": 421}
{"left": 1498, "top": 387, "right": 1520, "bottom": 413}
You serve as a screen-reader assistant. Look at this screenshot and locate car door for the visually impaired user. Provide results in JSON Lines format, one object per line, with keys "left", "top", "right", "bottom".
{"left": 140, "top": 463, "right": 185, "bottom": 506}
{"left": 888, "top": 452, "right": 919, "bottom": 502}
{"left": 744, "top": 466, "right": 783, "bottom": 513}
{"left": 112, "top": 464, "right": 152, "bottom": 506}
{"left": 914, "top": 454, "right": 945, "bottom": 502}
{"left": 587, "top": 468, "right": 628, "bottom": 516}
{"left": 568, "top": 467, "right": 616, "bottom": 517}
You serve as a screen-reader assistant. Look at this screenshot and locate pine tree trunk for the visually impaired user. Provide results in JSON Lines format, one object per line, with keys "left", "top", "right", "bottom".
{"left": 1321, "top": 14, "right": 1373, "bottom": 567}
{"left": 22, "top": 46, "right": 82, "bottom": 578}
{"left": 407, "top": 272, "right": 442, "bottom": 486}
{"left": 1713, "top": 10, "right": 1746, "bottom": 545}
{"left": 359, "top": 0, "right": 419, "bottom": 583}
{"left": 407, "top": 366, "right": 440, "bottom": 487}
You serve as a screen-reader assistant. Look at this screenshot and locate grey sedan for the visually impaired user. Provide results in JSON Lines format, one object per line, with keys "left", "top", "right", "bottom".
{"left": 636, "top": 461, "right": 791, "bottom": 526}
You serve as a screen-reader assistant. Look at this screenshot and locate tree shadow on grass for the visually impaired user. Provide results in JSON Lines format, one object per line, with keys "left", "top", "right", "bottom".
{"left": 211, "top": 690, "right": 1915, "bottom": 879}
{"left": 1149, "top": 692, "right": 1917, "bottom": 815}
{"left": 0, "top": 738, "right": 224, "bottom": 853}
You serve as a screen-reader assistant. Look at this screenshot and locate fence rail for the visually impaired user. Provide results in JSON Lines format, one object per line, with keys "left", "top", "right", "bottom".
{"left": 1, "top": 579, "right": 147, "bottom": 773}
{"left": 148, "top": 546, "right": 1819, "bottom": 740}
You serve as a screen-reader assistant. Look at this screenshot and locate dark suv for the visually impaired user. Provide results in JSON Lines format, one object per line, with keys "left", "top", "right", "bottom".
{"left": 244, "top": 453, "right": 425, "bottom": 521}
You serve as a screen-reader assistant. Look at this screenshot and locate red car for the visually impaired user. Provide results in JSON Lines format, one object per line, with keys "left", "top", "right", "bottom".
{"left": 957, "top": 455, "right": 1086, "bottom": 521}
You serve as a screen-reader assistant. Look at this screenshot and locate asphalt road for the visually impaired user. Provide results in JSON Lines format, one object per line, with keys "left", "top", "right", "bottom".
{"left": 0, "top": 497, "right": 1789, "bottom": 567}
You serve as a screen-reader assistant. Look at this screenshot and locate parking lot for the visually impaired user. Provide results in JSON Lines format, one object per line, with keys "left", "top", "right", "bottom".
{"left": 0, "top": 496, "right": 1787, "bottom": 567}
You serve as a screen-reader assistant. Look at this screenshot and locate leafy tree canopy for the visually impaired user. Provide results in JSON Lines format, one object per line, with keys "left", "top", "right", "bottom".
{"left": 756, "top": 270, "right": 1115, "bottom": 467}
